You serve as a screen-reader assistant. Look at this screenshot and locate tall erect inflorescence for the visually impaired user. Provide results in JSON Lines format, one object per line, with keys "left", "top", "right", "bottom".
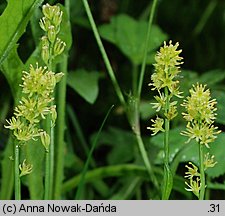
{"left": 148, "top": 40, "right": 183, "bottom": 200}
{"left": 181, "top": 83, "right": 220, "bottom": 199}
{"left": 148, "top": 40, "right": 183, "bottom": 135}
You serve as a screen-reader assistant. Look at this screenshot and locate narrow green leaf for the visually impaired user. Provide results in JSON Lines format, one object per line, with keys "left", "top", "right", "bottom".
{"left": 162, "top": 164, "right": 173, "bottom": 200}
{"left": 0, "top": 0, "right": 44, "bottom": 66}
{"left": 75, "top": 105, "right": 114, "bottom": 199}
{"left": 67, "top": 69, "right": 103, "bottom": 104}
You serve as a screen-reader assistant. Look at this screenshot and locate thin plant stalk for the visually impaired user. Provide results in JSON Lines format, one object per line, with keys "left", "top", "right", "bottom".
{"left": 82, "top": 0, "right": 159, "bottom": 190}
{"left": 54, "top": 0, "right": 71, "bottom": 199}
{"left": 54, "top": 55, "right": 67, "bottom": 199}
{"left": 14, "top": 142, "right": 21, "bottom": 200}
{"left": 81, "top": 0, "right": 126, "bottom": 108}
{"left": 164, "top": 88, "right": 170, "bottom": 165}
{"left": 44, "top": 149, "right": 50, "bottom": 200}
{"left": 162, "top": 87, "right": 171, "bottom": 199}
{"left": 137, "top": 0, "right": 158, "bottom": 99}
{"left": 199, "top": 143, "right": 205, "bottom": 200}
{"left": 136, "top": 132, "right": 159, "bottom": 190}
{"left": 44, "top": 49, "right": 54, "bottom": 200}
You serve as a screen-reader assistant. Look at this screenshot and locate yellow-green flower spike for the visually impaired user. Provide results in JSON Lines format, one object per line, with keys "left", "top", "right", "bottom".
{"left": 150, "top": 40, "right": 183, "bottom": 96}
{"left": 181, "top": 83, "right": 221, "bottom": 148}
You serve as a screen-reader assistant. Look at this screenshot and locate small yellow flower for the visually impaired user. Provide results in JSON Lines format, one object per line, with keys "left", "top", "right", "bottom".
{"left": 19, "top": 159, "right": 33, "bottom": 177}
{"left": 151, "top": 92, "right": 166, "bottom": 112}
{"left": 147, "top": 116, "right": 165, "bottom": 136}
{"left": 204, "top": 153, "right": 217, "bottom": 170}
{"left": 185, "top": 177, "right": 201, "bottom": 198}
{"left": 184, "top": 162, "right": 200, "bottom": 179}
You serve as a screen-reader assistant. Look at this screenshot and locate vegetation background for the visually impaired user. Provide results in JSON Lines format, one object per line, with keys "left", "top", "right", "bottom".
{"left": 0, "top": 0, "right": 225, "bottom": 200}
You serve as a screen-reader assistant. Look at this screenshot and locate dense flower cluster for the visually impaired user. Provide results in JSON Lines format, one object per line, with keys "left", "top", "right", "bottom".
{"left": 150, "top": 40, "right": 183, "bottom": 96}
{"left": 181, "top": 83, "right": 220, "bottom": 148}
{"left": 148, "top": 41, "right": 183, "bottom": 135}
{"left": 39, "top": 4, "right": 66, "bottom": 65}
{"left": 5, "top": 64, "right": 63, "bottom": 151}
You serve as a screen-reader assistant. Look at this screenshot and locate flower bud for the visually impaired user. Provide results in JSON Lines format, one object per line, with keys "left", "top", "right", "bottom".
{"left": 39, "top": 17, "right": 51, "bottom": 32}
{"left": 19, "top": 159, "right": 33, "bottom": 177}
{"left": 40, "top": 131, "right": 50, "bottom": 152}
{"left": 52, "top": 11, "right": 63, "bottom": 29}
{"left": 53, "top": 38, "right": 66, "bottom": 56}
{"left": 47, "top": 25, "right": 56, "bottom": 43}
{"left": 55, "top": 72, "right": 64, "bottom": 83}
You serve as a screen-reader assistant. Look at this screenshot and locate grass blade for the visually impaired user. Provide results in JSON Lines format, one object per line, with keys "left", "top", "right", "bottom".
{"left": 75, "top": 105, "right": 114, "bottom": 199}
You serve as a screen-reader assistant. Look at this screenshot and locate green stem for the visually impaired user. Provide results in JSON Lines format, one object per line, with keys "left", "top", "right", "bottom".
{"left": 137, "top": 0, "right": 158, "bottom": 99}
{"left": 54, "top": 55, "right": 67, "bottom": 199}
{"left": 199, "top": 143, "right": 205, "bottom": 200}
{"left": 162, "top": 87, "right": 171, "bottom": 200}
{"left": 81, "top": 0, "right": 126, "bottom": 107}
{"left": 44, "top": 44, "right": 54, "bottom": 200}
{"left": 164, "top": 88, "right": 170, "bottom": 165}
{"left": 44, "top": 150, "right": 50, "bottom": 200}
{"left": 135, "top": 133, "right": 159, "bottom": 190}
{"left": 14, "top": 143, "right": 21, "bottom": 200}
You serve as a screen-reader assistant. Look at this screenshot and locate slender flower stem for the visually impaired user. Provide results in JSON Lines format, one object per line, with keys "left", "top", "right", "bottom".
{"left": 44, "top": 47, "right": 54, "bottom": 200}
{"left": 164, "top": 87, "right": 170, "bottom": 165}
{"left": 54, "top": 55, "right": 67, "bottom": 199}
{"left": 135, "top": 132, "right": 159, "bottom": 190}
{"left": 162, "top": 87, "right": 171, "bottom": 200}
{"left": 44, "top": 150, "right": 50, "bottom": 200}
{"left": 81, "top": 0, "right": 126, "bottom": 108}
{"left": 82, "top": 0, "right": 159, "bottom": 191}
{"left": 137, "top": 0, "right": 158, "bottom": 99}
{"left": 199, "top": 143, "right": 205, "bottom": 200}
{"left": 14, "top": 143, "right": 21, "bottom": 200}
